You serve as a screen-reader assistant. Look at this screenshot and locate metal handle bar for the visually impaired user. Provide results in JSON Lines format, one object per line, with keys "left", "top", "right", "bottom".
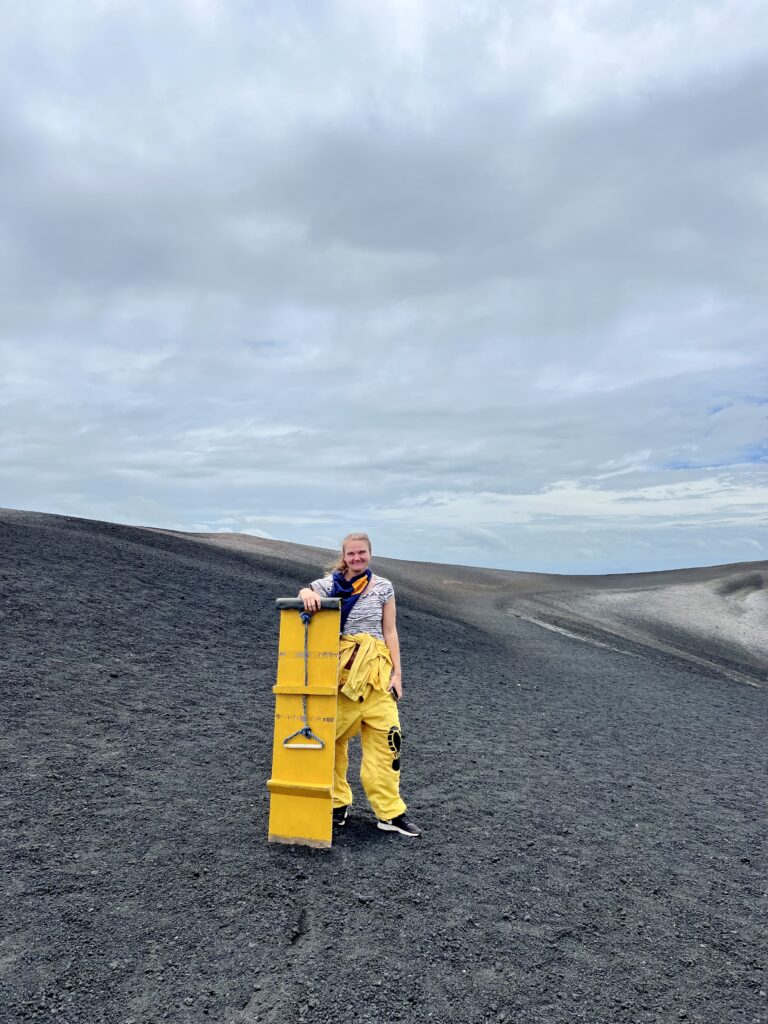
{"left": 275, "top": 598, "right": 341, "bottom": 611}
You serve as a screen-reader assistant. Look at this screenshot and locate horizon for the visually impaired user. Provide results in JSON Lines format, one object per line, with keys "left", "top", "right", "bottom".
{"left": 6, "top": 505, "right": 768, "bottom": 580}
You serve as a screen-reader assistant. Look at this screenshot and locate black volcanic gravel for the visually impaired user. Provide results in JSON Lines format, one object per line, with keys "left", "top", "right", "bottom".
{"left": 1, "top": 510, "right": 767, "bottom": 1024}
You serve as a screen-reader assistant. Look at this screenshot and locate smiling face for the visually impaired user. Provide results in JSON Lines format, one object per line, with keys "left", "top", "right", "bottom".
{"left": 343, "top": 538, "right": 371, "bottom": 578}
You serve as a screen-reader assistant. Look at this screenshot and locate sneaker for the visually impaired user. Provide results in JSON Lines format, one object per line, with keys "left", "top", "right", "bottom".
{"left": 332, "top": 805, "right": 349, "bottom": 827}
{"left": 377, "top": 813, "right": 421, "bottom": 837}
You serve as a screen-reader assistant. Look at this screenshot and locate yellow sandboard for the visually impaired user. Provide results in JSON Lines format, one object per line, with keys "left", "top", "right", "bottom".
{"left": 267, "top": 598, "right": 341, "bottom": 847}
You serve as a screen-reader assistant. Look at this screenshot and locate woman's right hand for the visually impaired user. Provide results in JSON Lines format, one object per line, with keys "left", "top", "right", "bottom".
{"left": 298, "top": 587, "right": 322, "bottom": 612}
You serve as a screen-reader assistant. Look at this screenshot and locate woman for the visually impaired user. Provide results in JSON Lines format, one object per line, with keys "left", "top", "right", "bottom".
{"left": 298, "top": 532, "right": 421, "bottom": 838}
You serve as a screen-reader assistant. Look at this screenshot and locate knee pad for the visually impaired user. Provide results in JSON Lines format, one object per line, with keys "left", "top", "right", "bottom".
{"left": 387, "top": 726, "right": 401, "bottom": 771}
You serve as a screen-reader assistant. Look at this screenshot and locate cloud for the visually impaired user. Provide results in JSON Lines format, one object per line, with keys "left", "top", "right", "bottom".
{"left": 1, "top": 1, "right": 767, "bottom": 572}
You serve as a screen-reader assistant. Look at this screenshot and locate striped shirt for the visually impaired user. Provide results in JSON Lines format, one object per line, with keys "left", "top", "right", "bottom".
{"left": 310, "top": 574, "right": 395, "bottom": 641}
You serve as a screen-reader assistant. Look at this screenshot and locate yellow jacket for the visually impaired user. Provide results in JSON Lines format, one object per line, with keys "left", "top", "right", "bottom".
{"left": 338, "top": 632, "right": 393, "bottom": 702}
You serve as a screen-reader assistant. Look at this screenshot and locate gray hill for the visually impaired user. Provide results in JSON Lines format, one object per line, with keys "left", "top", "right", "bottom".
{"left": 162, "top": 524, "right": 768, "bottom": 687}
{"left": 2, "top": 509, "right": 766, "bottom": 1024}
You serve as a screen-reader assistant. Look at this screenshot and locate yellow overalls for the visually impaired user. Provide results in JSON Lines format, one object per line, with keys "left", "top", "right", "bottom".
{"left": 333, "top": 632, "right": 406, "bottom": 820}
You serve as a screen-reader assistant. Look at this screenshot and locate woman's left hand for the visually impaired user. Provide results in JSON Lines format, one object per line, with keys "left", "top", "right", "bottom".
{"left": 388, "top": 672, "right": 403, "bottom": 701}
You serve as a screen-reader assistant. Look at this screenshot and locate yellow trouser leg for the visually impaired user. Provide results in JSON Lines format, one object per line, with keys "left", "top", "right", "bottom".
{"left": 359, "top": 689, "right": 407, "bottom": 821}
{"left": 333, "top": 694, "right": 362, "bottom": 809}
{"left": 333, "top": 689, "right": 407, "bottom": 819}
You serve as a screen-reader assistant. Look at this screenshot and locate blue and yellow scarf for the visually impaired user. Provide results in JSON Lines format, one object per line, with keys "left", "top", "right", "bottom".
{"left": 331, "top": 569, "right": 372, "bottom": 629}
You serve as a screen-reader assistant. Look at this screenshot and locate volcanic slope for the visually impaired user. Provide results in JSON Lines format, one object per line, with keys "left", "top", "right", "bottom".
{"left": 1, "top": 510, "right": 766, "bottom": 1024}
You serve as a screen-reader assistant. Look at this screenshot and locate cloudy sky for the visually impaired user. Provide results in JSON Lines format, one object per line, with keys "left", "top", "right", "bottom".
{"left": 2, "top": 0, "right": 767, "bottom": 574}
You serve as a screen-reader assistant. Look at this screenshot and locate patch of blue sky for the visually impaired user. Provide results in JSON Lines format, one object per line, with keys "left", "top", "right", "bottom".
{"left": 707, "top": 396, "right": 768, "bottom": 416}
{"left": 664, "top": 458, "right": 723, "bottom": 470}
{"left": 664, "top": 441, "right": 768, "bottom": 470}
{"left": 743, "top": 441, "right": 768, "bottom": 463}
{"left": 242, "top": 339, "right": 283, "bottom": 353}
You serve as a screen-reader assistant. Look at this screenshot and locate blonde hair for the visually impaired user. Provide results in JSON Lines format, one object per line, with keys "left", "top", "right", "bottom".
{"left": 327, "top": 532, "right": 372, "bottom": 573}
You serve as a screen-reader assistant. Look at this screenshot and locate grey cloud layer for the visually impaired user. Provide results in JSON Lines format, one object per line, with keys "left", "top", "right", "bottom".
{"left": 1, "top": 1, "right": 767, "bottom": 572}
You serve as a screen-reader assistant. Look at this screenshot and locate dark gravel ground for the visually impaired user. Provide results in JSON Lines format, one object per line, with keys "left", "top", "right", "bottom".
{"left": 1, "top": 510, "right": 767, "bottom": 1024}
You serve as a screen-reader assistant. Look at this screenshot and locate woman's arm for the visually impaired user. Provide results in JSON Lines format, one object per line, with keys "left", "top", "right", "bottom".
{"left": 382, "top": 597, "right": 402, "bottom": 700}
